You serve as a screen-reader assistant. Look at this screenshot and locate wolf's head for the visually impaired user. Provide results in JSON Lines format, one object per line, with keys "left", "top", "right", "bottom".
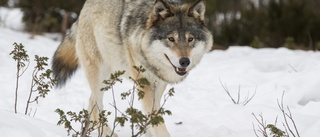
{"left": 140, "top": 0, "right": 213, "bottom": 83}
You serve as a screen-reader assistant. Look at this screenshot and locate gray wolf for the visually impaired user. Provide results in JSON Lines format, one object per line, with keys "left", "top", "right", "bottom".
{"left": 52, "top": 0, "right": 213, "bottom": 136}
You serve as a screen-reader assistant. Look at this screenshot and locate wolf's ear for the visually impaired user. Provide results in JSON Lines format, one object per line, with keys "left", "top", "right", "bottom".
{"left": 146, "top": 0, "right": 173, "bottom": 29}
{"left": 188, "top": 0, "right": 206, "bottom": 25}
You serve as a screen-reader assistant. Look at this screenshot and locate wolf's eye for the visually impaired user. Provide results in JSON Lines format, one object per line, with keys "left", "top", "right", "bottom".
{"left": 168, "top": 37, "right": 175, "bottom": 42}
{"left": 188, "top": 37, "right": 194, "bottom": 42}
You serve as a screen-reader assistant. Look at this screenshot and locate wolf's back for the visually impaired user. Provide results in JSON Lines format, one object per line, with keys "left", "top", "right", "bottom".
{"left": 52, "top": 21, "right": 79, "bottom": 87}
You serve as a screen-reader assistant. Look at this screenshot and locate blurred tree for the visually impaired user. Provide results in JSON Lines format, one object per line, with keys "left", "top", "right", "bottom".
{"left": 212, "top": 0, "right": 320, "bottom": 50}
{"left": 284, "top": 37, "right": 296, "bottom": 49}
{"left": 18, "top": 0, "right": 85, "bottom": 37}
{"left": 0, "top": 0, "right": 8, "bottom": 6}
{"left": 19, "top": 0, "right": 52, "bottom": 34}
{"left": 250, "top": 36, "right": 263, "bottom": 48}
{"left": 14, "top": 0, "right": 320, "bottom": 49}
{"left": 53, "top": 0, "right": 85, "bottom": 38}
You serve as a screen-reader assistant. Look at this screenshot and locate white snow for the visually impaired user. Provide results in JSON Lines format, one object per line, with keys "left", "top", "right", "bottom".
{"left": 1, "top": 7, "right": 320, "bottom": 137}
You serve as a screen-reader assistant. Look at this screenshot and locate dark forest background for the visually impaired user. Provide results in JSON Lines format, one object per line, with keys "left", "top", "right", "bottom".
{"left": 1, "top": 0, "right": 320, "bottom": 50}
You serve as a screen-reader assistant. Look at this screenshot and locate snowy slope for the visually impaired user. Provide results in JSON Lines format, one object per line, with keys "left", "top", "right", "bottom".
{"left": 1, "top": 9, "right": 320, "bottom": 137}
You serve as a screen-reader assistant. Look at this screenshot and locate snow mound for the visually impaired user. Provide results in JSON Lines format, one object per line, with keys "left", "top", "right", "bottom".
{"left": 0, "top": 7, "right": 24, "bottom": 30}
{"left": 0, "top": 110, "right": 66, "bottom": 137}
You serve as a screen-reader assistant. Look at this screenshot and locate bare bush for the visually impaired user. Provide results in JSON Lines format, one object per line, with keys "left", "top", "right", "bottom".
{"left": 219, "top": 79, "right": 256, "bottom": 106}
{"left": 252, "top": 92, "right": 301, "bottom": 137}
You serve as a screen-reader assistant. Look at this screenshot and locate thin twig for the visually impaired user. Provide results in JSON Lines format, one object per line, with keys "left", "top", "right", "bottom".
{"left": 277, "top": 91, "right": 300, "bottom": 137}
{"left": 219, "top": 78, "right": 237, "bottom": 104}
{"left": 252, "top": 113, "right": 268, "bottom": 137}
{"left": 220, "top": 79, "right": 256, "bottom": 106}
{"left": 25, "top": 69, "right": 37, "bottom": 115}
{"left": 19, "top": 61, "right": 30, "bottom": 77}
{"left": 237, "top": 85, "right": 241, "bottom": 104}
{"left": 282, "top": 122, "right": 289, "bottom": 137}
{"left": 82, "top": 103, "right": 100, "bottom": 137}
{"left": 243, "top": 87, "right": 257, "bottom": 106}
{"left": 289, "top": 64, "right": 298, "bottom": 72}
{"left": 32, "top": 108, "right": 37, "bottom": 117}
{"left": 274, "top": 116, "right": 278, "bottom": 127}
{"left": 286, "top": 106, "right": 300, "bottom": 137}
{"left": 14, "top": 66, "right": 19, "bottom": 113}
{"left": 110, "top": 84, "right": 118, "bottom": 137}
{"left": 252, "top": 123, "right": 260, "bottom": 137}
{"left": 277, "top": 93, "right": 295, "bottom": 137}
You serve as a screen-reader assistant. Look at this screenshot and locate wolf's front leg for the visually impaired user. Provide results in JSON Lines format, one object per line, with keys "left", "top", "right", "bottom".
{"left": 88, "top": 91, "right": 118, "bottom": 137}
{"left": 78, "top": 55, "right": 117, "bottom": 137}
{"left": 141, "top": 80, "right": 170, "bottom": 137}
{"left": 86, "top": 73, "right": 118, "bottom": 137}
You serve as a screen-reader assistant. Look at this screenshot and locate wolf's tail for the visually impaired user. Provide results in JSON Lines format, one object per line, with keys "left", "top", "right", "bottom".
{"left": 52, "top": 21, "right": 79, "bottom": 87}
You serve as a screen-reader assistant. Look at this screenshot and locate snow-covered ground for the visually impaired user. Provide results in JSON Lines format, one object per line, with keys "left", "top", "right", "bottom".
{"left": 1, "top": 8, "right": 320, "bottom": 137}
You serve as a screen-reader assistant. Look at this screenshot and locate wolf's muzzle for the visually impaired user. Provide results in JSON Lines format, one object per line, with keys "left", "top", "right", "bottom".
{"left": 164, "top": 54, "right": 188, "bottom": 76}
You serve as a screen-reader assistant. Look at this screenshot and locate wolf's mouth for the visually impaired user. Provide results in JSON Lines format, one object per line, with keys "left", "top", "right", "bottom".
{"left": 164, "top": 54, "right": 188, "bottom": 76}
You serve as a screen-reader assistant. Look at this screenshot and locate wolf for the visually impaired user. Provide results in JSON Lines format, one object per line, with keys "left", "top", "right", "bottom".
{"left": 52, "top": 0, "right": 213, "bottom": 136}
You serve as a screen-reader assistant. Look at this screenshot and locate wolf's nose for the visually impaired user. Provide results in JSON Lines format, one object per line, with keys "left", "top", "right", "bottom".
{"left": 179, "top": 58, "right": 190, "bottom": 67}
